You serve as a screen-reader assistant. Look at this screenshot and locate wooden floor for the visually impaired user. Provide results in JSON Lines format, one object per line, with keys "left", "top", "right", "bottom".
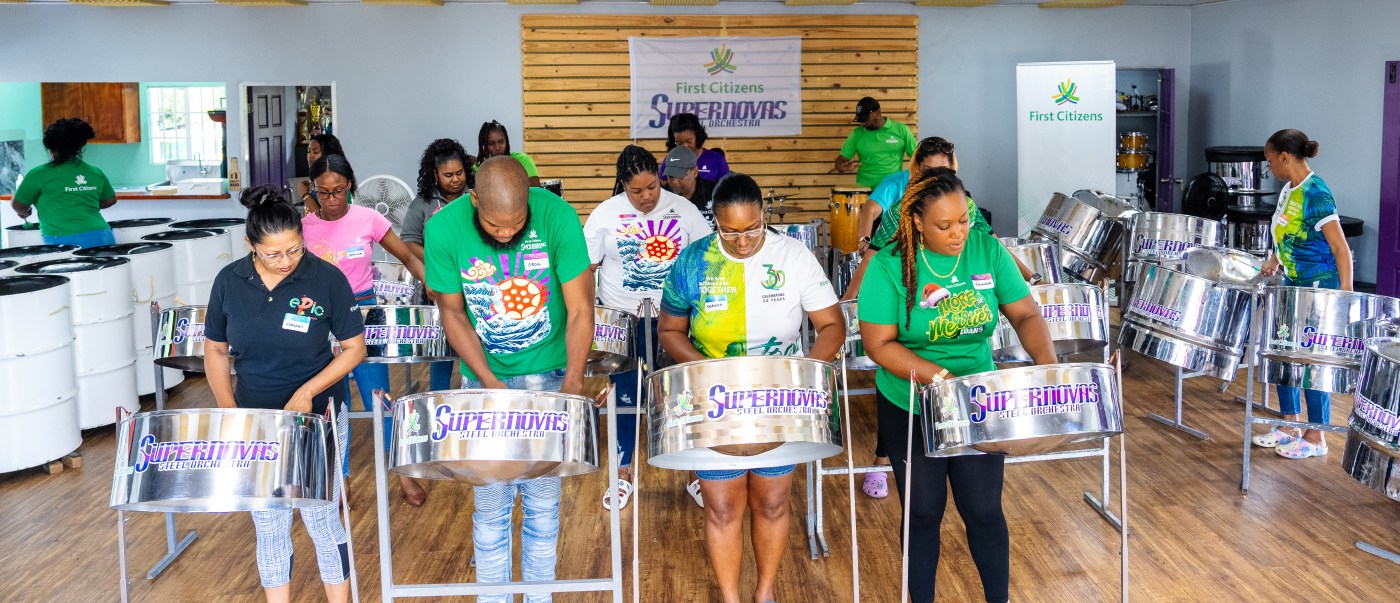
{"left": 5, "top": 337, "right": 1400, "bottom": 602}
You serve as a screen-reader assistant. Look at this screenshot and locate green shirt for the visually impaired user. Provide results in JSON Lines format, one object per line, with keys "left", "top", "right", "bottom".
{"left": 473, "top": 151, "right": 539, "bottom": 178}
{"left": 838, "top": 118, "right": 917, "bottom": 188}
{"left": 870, "top": 187, "right": 991, "bottom": 250}
{"left": 13, "top": 159, "right": 114, "bottom": 237}
{"left": 423, "top": 187, "right": 588, "bottom": 379}
{"left": 857, "top": 231, "right": 1030, "bottom": 410}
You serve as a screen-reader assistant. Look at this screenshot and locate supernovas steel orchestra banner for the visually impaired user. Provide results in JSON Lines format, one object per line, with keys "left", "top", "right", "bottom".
{"left": 629, "top": 36, "right": 802, "bottom": 139}
{"left": 1016, "top": 60, "right": 1117, "bottom": 233}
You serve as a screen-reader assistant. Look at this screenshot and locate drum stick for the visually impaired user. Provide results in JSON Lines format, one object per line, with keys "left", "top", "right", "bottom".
{"left": 328, "top": 400, "right": 361, "bottom": 603}
{"left": 839, "top": 356, "right": 860, "bottom": 602}
{"left": 900, "top": 373, "right": 916, "bottom": 603}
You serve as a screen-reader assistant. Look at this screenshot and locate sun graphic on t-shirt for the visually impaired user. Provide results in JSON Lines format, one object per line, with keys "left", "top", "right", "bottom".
{"left": 640, "top": 234, "right": 679, "bottom": 263}
{"left": 493, "top": 276, "right": 545, "bottom": 320}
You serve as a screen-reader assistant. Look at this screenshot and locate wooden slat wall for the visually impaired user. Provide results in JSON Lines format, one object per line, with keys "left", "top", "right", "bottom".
{"left": 521, "top": 14, "right": 918, "bottom": 223}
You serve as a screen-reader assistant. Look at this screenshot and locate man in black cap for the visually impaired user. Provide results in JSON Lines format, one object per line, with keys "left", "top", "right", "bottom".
{"left": 662, "top": 146, "right": 716, "bottom": 222}
{"left": 833, "top": 96, "right": 918, "bottom": 189}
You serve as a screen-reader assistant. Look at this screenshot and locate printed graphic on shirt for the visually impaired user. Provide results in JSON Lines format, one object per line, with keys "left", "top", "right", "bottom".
{"left": 309, "top": 236, "right": 371, "bottom": 267}
{"left": 925, "top": 287, "right": 993, "bottom": 342}
{"left": 459, "top": 253, "right": 553, "bottom": 354}
{"left": 618, "top": 218, "right": 683, "bottom": 292}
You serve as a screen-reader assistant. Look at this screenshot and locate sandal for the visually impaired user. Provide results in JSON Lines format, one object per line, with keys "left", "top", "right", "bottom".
{"left": 1251, "top": 428, "right": 1299, "bottom": 448}
{"left": 862, "top": 471, "right": 889, "bottom": 499}
{"left": 1277, "top": 437, "right": 1328, "bottom": 459}
{"left": 687, "top": 479, "right": 705, "bottom": 508}
{"left": 602, "top": 479, "right": 634, "bottom": 510}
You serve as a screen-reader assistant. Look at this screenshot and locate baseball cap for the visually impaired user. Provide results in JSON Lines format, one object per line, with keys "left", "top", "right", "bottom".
{"left": 663, "top": 146, "right": 698, "bottom": 178}
{"left": 853, "top": 97, "right": 880, "bottom": 123}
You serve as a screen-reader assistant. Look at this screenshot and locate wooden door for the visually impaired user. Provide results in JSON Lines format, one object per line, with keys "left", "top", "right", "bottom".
{"left": 1377, "top": 61, "right": 1400, "bottom": 295}
{"left": 247, "top": 86, "right": 286, "bottom": 189}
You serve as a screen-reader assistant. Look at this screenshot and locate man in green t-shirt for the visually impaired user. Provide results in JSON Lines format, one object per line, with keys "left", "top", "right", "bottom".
{"left": 834, "top": 97, "right": 918, "bottom": 189}
{"left": 422, "top": 156, "right": 594, "bottom": 593}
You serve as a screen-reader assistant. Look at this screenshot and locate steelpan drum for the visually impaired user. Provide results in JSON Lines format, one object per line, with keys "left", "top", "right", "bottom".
{"left": 389, "top": 389, "right": 598, "bottom": 485}
{"left": 832, "top": 251, "right": 862, "bottom": 297}
{"left": 1027, "top": 192, "right": 1125, "bottom": 284}
{"left": 154, "top": 305, "right": 212, "bottom": 372}
{"left": 542, "top": 180, "right": 563, "bottom": 198}
{"left": 1126, "top": 212, "right": 1225, "bottom": 270}
{"left": 778, "top": 221, "right": 822, "bottom": 255}
{"left": 992, "top": 284, "right": 1108, "bottom": 362}
{"left": 110, "top": 408, "right": 333, "bottom": 512}
{"left": 647, "top": 356, "right": 841, "bottom": 470}
{"left": 1117, "top": 263, "right": 1255, "bottom": 379}
{"left": 922, "top": 362, "right": 1122, "bottom": 457}
{"left": 362, "top": 305, "right": 452, "bottom": 363}
{"left": 1340, "top": 338, "right": 1400, "bottom": 501}
{"left": 838, "top": 300, "right": 878, "bottom": 371}
{"left": 998, "top": 238, "right": 1063, "bottom": 284}
{"left": 1258, "top": 287, "right": 1400, "bottom": 394}
{"left": 588, "top": 306, "right": 636, "bottom": 375}
{"left": 109, "top": 218, "right": 175, "bottom": 245}
{"left": 372, "top": 260, "right": 424, "bottom": 305}
{"left": 1169, "top": 245, "right": 1280, "bottom": 290}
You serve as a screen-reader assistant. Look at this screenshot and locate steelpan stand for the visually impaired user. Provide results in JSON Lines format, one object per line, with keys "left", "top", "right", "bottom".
{"left": 1145, "top": 366, "right": 1211, "bottom": 440}
{"left": 1228, "top": 287, "right": 1281, "bottom": 416}
{"left": 117, "top": 302, "right": 199, "bottom": 602}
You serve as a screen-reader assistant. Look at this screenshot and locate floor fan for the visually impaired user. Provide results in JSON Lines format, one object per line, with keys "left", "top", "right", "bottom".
{"left": 353, "top": 174, "right": 414, "bottom": 262}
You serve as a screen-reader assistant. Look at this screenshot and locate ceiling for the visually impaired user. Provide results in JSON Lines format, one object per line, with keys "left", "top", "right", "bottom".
{"left": 19, "top": 0, "right": 1233, "bottom": 6}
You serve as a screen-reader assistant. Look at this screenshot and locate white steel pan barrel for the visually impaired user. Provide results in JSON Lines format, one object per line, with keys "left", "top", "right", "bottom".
{"left": 108, "top": 218, "right": 175, "bottom": 245}
{"left": 141, "top": 228, "right": 229, "bottom": 305}
{"left": 589, "top": 306, "right": 636, "bottom": 375}
{"left": 73, "top": 243, "right": 178, "bottom": 346}
{"left": 0, "top": 244, "right": 78, "bottom": 265}
{"left": 0, "top": 275, "right": 80, "bottom": 474}
{"left": 4, "top": 223, "right": 44, "bottom": 248}
{"left": 646, "top": 356, "right": 841, "bottom": 471}
{"left": 110, "top": 408, "right": 334, "bottom": 512}
{"left": 1257, "top": 286, "right": 1400, "bottom": 394}
{"left": 1341, "top": 338, "right": 1400, "bottom": 501}
{"left": 389, "top": 389, "right": 599, "bottom": 486}
{"left": 921, "top": 362, "right": 1123, "bottom": 457}
{"left": 992, "top": 283, "right": 1108, "bottom": 363}
{"left": 372, "top": 260, "right": 425, "bottom": 306}
{"left": 170, "top": 218, "right": 247, "bottom": 260}
{"left": 838, "top": 300, "right": 878, "bottom": 371}
{"left": 154, "top": 305, "right": 214, "bottom": 372}
{"left": 16, "top": 257, "right": 133, "bottom": 325}
{"left": 1116, "top": 263, "right": 1255, "bottom": 379}
{"left": 998, "top": 238, "right": 1063, "bottom": 284}
{"left": 361, "top": 305, "right": 453, "bottom": 363}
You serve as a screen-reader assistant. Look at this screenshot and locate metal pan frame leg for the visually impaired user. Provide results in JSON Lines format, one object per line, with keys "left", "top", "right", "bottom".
{"left": 1357, "top": 542, "right": 1400, "bottom": 565}
{"left": 1146, "top": 366, "right": 1211, "bottom": 440}
{"left": 144, "top": 302, "right": 197, "bottom": 582}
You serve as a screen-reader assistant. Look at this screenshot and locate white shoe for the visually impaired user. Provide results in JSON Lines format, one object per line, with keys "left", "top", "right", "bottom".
{"left": 602, "top": 479, "right": 634, "bottom": 510}
{"left": 687, "top": 479, "right": 704, "bottom": 508}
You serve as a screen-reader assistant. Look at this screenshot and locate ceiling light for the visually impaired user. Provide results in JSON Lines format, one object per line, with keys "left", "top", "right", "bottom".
{"left": 914, "top": 0, "right": 994, "bottom": 6}
{"left": 69, "top": 0, "right": 169, "bottom": 5}
{"left": 1039, "top": 0, "right": 1124, "bottom": 7}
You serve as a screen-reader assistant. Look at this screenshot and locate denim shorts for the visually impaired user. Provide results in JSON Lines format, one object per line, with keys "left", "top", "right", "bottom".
{"left": 696, "top": 464, "right": 797, "bottom": 481}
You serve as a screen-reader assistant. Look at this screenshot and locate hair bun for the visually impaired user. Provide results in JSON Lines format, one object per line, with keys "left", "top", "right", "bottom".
{"left": 1304, "top": 140, "right": 1320, "bottom": 158}
{"left": 239, "top": 184, "right": 287, "bottom": 210}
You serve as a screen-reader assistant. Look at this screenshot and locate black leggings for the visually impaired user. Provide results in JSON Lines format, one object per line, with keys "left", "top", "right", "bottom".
{"left": 878, "top": 391, "right": 1010, "bottom": 603}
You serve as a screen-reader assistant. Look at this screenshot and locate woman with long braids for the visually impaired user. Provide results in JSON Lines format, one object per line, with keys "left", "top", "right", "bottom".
{"left": 10, "top": 118, "right": 118, "bottom": 248}
{"left": 857, "top": 169, "right": 1056, "bottom": 603}
{"left": 583, "top": 145, "right": 710, "bottom": 509}
{"left": 474, "top": 120, "right": 541, "bottom": 187}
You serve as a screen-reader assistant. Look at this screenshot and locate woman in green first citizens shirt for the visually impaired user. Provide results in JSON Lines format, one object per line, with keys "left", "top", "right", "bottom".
{"left": 9, "top": 118, "right": 118, "bottom": 248}
{"left": 857, "top": 169, "right": 1055, "bottom": 603}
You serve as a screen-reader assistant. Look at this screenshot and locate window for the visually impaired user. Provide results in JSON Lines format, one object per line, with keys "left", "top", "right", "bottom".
{"left": 148, "top": 85, "right": 226, "bottom": 164}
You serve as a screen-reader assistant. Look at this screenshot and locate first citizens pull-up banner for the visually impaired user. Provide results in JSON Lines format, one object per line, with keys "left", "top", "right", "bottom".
{"left": 629, "top": 36, "right": 802, "bottom": 139}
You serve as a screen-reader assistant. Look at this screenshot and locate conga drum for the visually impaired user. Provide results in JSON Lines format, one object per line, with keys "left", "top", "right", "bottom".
{"left": 829, "top": 187, "right": 870, "bottom": 254}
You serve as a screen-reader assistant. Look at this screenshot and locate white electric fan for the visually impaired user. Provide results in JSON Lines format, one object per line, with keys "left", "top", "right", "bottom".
{"left": 353, "top": 174, "right": 415, "bottom": 262}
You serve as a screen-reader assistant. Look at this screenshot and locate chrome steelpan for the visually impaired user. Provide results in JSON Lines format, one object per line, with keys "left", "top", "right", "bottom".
{"left": 1126, "top": 212, "right": 1225, "bottom": 274}
{"left": 372, "top": 260, "right": 424, "bottom": 306}
{"left": 1027, "top": 192, "right": 1125, "bottom": 283}
{"left": 154, "top": 305, "right": 211, "bottom": 372}
{"left": 1074, "top": 189, "right": 1145, "bottom": 218}
{"left": 647, "top": 356, "right": 841, "bottom": 470}
{"left": 838, "top": 300, "right": 878, "bottom": 371}
{"left": 922, "top": 362, "right": 1122, "bottom": 457}
{"left": 389, "top": 389, "right": 598, "bottom": 485}
{"left": 588, "top": 306, "right": 636, "bottom": 375}
{"left": 1258, "top": 287, "right": 1400, "bottom": 394}
{"left": 992, "top": 284, "right": 1108, "bottom": 363}
{"left": 778, "top": 221, "right": 823, "bottom": 255}
{"left": 1168, "top": 245, "right": 1280, "bottom": 290}
{"left": 1341, "top": 338, "right": 1400, "bottom": 501}
{"left": 110, "top": 408, "right": 333, "bottom": 512}
{"left": 998, "top": 238, "right": 1063, "bottom": 284}
{"left": 1117, "top": 263, "right": 1254, "bottom": 379}
{"left": 362, "top": 305, "right": 452, "bottom": 363}
{"left": 542, "top": 180, "right": 564, "bottom": 198}
{"left": 832, "top": 251, "right": 862, "bottom": 297}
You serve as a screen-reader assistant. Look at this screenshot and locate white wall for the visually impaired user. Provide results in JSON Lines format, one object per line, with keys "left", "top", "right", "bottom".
{"left": 1189, "top": 0, "right": 1399, "bottom": 283}
{"left": 0, "top": 3, "right": 1192, "bottom": 236}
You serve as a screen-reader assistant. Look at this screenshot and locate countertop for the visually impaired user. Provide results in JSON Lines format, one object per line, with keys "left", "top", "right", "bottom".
{"left": 1, "top": 192, "right": 231, "bottom": 201}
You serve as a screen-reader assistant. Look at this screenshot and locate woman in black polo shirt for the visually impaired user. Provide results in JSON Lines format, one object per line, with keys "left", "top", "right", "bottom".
{"left": 203, "top": 185, "right": 366, "bottom": 603}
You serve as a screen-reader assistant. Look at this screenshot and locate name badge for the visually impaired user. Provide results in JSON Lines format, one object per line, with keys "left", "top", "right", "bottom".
{"left": 704, "top": 295, "right": 728, "bottom": 312}
{"left": 524, "top": 251, "right": 550, "bottom": 271}
{"left": 283, "top": 313, "right": 311, "bottom": 333}
{"left": 972, "top": 273, "right": 995, "bottom": 290}
{"left": 346, "top": 246, "right": 367, "bottom": 259}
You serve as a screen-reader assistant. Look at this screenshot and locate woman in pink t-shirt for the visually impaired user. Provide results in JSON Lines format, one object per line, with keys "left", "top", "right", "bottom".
{"left": 304, "top": 154, "right": 428, "bottom": 505}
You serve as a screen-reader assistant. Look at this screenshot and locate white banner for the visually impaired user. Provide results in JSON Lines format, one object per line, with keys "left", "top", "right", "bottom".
{"left": 629, "top": 36, "right": 802, "bottom": 139}
{"left": 1016, "top": 61, "right": 1117, "bottom": 233}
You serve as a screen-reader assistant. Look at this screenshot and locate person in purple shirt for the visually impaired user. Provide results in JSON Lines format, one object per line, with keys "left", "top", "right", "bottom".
{"left": 666, "top": 113, "right": 729, "bottom": 184}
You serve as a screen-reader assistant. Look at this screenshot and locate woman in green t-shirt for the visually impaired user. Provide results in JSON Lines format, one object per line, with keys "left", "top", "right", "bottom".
{"left": 857, "top": 169, "right": 1055, "bottom": 603}
{"left": 10, "top": 118, "right": 118, "bottom": 248}
{"left": 474, "top": 120, "right": 541, "bottom": 188}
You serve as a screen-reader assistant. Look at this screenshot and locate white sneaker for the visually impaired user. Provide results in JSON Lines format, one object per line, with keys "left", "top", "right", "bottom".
{"left": 687, "top": 479, "right": 704, "bottom": 508}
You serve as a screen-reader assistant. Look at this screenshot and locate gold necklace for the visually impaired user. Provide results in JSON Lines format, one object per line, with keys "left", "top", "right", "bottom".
{"left": 921, "top": 244, "right": 962, "bottom": 279}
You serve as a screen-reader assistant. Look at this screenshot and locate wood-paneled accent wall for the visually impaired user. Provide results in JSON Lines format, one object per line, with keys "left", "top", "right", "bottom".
{"left": 521, "top": 14, "right": 918, "bottom": 223}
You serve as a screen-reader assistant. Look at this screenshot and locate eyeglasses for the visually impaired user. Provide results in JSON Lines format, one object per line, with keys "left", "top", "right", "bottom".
{"left": 315, "top": 187, "right": 350, "bottom": 200}
{"left": 717, "top": 225, "right": 766, "bottom": 242}
{"left": 256, "top": 245, "right": 305, "bottom": 263}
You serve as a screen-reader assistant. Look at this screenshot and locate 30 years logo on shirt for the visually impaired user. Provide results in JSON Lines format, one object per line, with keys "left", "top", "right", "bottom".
{"left": 761, "top": 264, "right": 785, "bottom": 290}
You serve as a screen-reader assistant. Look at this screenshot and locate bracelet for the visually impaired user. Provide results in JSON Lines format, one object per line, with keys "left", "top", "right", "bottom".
{"left": 930, "top": 368, "right": 949, "bottom": 384}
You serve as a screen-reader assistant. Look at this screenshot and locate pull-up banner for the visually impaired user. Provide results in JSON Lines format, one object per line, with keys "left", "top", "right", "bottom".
{"left": 1016, "top": 60, "right": 1117, "bottom": 233}
{"left": 629, "top": 36, "right": 802, "bottom": 139}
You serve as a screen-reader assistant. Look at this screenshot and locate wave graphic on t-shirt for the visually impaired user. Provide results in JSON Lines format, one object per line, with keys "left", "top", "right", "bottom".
{"left": 619, "top": 219, "right": 682, "bottom": 293}
{"left": 462, "top": 280, "right": 552, "bottom": 354}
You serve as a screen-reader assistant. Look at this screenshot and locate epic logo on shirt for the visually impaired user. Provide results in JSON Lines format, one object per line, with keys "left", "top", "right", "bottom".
{"left": 288, "top": 296, "right": 325, "bottom": 317}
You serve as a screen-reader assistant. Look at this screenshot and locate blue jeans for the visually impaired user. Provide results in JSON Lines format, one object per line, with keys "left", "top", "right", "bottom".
{"left": 465, "top": 368, "right": 566, "bottom": 603}
{"left": 43, "top": 227, "right": 114, "bottom": 249}
{"left": 607, "top": 318, "right": 659, "bottom": 468}
{"left": 1275, "top": 274, "right": 1340, "bottom": 424}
